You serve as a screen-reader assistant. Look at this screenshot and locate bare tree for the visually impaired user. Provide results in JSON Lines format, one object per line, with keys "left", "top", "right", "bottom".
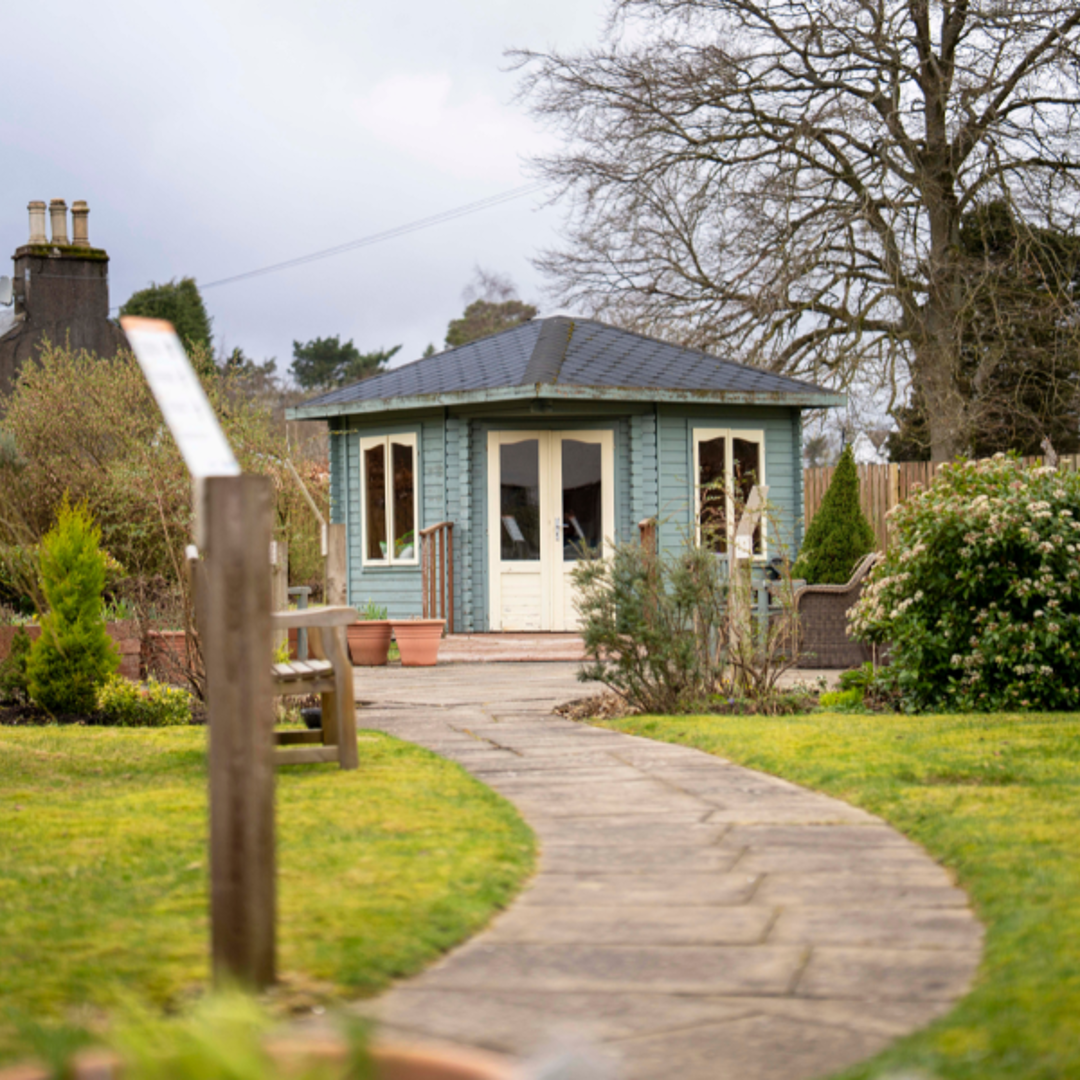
{"left": 515, "top": 0, "right": 1080, "bottom": 460}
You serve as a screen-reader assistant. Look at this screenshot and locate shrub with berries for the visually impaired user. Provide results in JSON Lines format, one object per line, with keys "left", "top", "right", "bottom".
{"left": 851, "top": 454, "right": 1080, "bottom": 712}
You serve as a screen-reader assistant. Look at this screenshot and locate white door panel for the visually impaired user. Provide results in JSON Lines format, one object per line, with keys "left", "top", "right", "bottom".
{"left": 488, "top": 430, "right": 614, "bottom": 631}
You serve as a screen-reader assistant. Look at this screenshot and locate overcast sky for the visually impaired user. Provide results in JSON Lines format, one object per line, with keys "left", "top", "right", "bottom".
{"left": 1, "top": 0, "right": 609, "bottom": 375}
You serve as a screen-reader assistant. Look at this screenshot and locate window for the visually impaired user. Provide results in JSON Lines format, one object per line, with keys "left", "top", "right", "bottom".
{"left": 360, "top": 434, "right": 418, "bottom": 565}
{"left": 692, "top": 429, "right": 765, "bottom": 556}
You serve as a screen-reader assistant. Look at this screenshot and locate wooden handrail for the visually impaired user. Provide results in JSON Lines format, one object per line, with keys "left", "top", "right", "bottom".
{"left": 420, "top": 522, "right": 455, "bottom": 633}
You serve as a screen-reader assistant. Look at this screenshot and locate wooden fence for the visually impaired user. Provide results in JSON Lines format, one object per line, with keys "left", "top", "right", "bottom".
{"left": 804, "top": 455, "right": 1080, "bottom": 550}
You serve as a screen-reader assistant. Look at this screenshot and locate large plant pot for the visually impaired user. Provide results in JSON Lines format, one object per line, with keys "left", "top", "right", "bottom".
{"left": 390, "top": 619, "right": 445, "bottom": 667}
{"left": 0, "top": 1039, "right": 515, "bottom": 1080}
{"left": 347, "top": 620, "right": 393, "bottom": 666}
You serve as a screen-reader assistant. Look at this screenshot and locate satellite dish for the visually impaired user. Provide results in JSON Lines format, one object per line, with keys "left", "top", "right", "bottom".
{"left": 0, "top": 277, "right": 12, "bottom": 307}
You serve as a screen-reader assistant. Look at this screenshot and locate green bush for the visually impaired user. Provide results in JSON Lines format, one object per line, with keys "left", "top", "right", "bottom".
{"left": 0, "top": 627, "right": 32, "bottom": 705}
{"left": 818, "top": 687, "right": 864, "bottom": 710}
{"left": 794, "top": 444, "right": 877, "bottom": 584}
{"left": 572, "top": 538, "right": 729, "bottom": 713}
{"left": 851, "top": 454, "right": 1080, "bottom": 711}
{"left": 26, "top": 499, "right": 119, "bottom": 714}
{"left": 96, "top": 674, "right": 191, "bottom": 726}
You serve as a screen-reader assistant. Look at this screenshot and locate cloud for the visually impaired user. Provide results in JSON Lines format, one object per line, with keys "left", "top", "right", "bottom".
{"left": 353, "top": 72, "right": 546, "bottom": 183}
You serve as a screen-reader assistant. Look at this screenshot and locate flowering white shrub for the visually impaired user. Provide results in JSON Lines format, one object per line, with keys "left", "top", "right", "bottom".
{"left": 850, "top": 454, "right": 1080, "bottom": 712}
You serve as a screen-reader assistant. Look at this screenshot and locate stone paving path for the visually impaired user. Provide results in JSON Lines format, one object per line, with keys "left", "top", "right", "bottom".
{"left": 355, "top": 663, "right": 982, "bottom": 1080}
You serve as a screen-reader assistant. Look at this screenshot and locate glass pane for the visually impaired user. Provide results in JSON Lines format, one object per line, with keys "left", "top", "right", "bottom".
{"left": 698, "top": 436, "right": 726, "bottom": 553}
{"left": 500, "top": 440, "right": 541, "bottom": 561}
{"left": 391, "top": 442, "right": 415, "bottom": 559}
{"left": 733, "top": 437, "right": 763, "bottom": 554}
{"left": 364, "top": 443, "right": 387, "bottom": 560}
{"left": 562, "top": 440, "right": 602, "bottom": 561}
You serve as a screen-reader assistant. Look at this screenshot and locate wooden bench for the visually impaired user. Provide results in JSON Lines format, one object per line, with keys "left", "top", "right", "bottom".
{"left": 270, "top": 606, "right": 359, "bottom": 769}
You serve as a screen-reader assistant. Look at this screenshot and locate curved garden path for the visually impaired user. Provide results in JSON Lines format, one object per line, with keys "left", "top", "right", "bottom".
{"left": 356, "top": 663, "right": 982, "bottom": 1080}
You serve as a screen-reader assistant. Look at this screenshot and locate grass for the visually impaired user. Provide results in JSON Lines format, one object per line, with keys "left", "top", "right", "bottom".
{"left": 0, "top": 725, "right": 535, "bottom": 1063}
{"left": 600, "top": 710, "right": 1080, "bottom": 1080}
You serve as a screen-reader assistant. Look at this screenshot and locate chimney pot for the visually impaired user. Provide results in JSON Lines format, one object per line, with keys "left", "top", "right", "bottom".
{"left": 27, "top": 201, "right": 47, "bottom": 244}
{"left": 49, "top": 199, "right": 69, "bottom": 245}
{"left": 71, "top": 201, "right": 90, "bottom": 247}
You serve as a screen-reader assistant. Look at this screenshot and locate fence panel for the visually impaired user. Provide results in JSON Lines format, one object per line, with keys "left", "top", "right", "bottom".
{"left": 803, "top": 453, "right": 1070, "bottom": 551}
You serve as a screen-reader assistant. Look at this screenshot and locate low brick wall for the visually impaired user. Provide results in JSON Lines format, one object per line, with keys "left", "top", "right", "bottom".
{"left": 0, "top": 621, "right": 142, "bottom": 681}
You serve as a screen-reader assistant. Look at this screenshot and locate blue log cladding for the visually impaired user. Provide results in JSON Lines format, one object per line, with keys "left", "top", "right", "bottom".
{"left": 292, "top": 316, "right": 843, "bottom": 631}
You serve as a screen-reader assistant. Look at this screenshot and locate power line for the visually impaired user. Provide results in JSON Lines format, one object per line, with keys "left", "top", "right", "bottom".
{"left": 109, "top": 182, "right": 546, "bottom": 312}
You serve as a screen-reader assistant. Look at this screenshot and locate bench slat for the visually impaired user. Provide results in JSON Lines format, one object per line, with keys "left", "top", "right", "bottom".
{"left": 275, "top": 746, "right": 340, "bottom": 766}
{"left": 274, "top": 677, "right": 337, "bottom": 697}
{"left": 275, "top": 730, "right": 324, "bottom": 745}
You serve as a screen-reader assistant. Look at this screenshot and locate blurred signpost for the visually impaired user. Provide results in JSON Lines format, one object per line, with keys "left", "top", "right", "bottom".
{"left": 122, "top": 316, "right": 276, "bottom": 989}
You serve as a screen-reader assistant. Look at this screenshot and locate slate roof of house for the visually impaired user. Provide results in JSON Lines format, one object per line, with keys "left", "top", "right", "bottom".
{"left": 289, "top": 316, "right": 842, "bottom": 418}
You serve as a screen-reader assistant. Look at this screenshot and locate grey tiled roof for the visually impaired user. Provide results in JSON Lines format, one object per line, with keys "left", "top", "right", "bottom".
{"left": 301, "top": 316, "right": 832, "bottom": 410}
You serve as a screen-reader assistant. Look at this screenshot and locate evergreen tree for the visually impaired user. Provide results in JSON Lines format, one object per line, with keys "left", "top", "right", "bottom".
{"left": 26, "top": 498, "right": 118, "bottom": 714}
{"left": 444, "top": 269, "right": 537, "bottom": 348}
{"left": 794, "top": 446, "right": 877, "bottom": 585}
{"left": 290, "top": 337, "right": 399, "bottom": 391}
{"left": 445, "top": 298, "right": 537, "bottom": 348}
{"left": 120, "top": 278, "right": 213, "bottom": 363}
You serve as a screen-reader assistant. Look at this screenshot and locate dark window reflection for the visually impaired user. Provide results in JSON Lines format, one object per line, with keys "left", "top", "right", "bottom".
{"left": 733, "top": 437, "right": 763, "bottom": 554}
{"left": 500, "top": 440, "right": 541, "bottom": 560}
{"left": 562, "top": 440, "right": 602, "bottom": 561}
{"left": 698, "top": 436, "right": 726, "bottom": 553}
{"left": 365, "top": 443, "right": 387, "bottom": 560}
{"left": 391, "top": 442, "right": 415, "bottom": 558}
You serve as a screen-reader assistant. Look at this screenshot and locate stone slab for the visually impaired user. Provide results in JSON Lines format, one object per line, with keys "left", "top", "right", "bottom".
{"left": 484, "top": 904, "right": 775, "bottom": 945}
{"left": 518, "top": 872, "right": 761, "bottom": 908}
{"left": 753, "top": 872, "right": 970, "bottom": 908}
{"left": 609, "top": 1013, "right": 890, "bottom": 1080}
{"left": 796, "top": 946, "right": 982, "bottom": 1001}
{"left": 539, "top": 844, "right": 739, "bottom": 873}
{"left": 420, "top": 942, "right": 806, "bottom": 995}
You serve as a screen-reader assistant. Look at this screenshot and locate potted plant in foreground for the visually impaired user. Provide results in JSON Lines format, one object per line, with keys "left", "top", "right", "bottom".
{"left": 347, "top": 601, "right": 393, "bottom": 666}
{"left": 390, "top": 617, "right": 446, "bottom": 667}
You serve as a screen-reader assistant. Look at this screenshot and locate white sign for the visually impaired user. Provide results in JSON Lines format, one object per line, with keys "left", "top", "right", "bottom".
{"left": 121, "top": 316, "right": 240, "bottom": 478}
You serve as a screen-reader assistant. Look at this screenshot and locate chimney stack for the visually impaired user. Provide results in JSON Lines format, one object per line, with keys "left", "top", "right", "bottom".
{"left": 28, "top": 201, "right": 47, "bottom": 244}
{"left": 49, "top": 199, "right": 69, "bottom": 245}
{"left": 71, "top": 201, "right": 90, "bottom": 247}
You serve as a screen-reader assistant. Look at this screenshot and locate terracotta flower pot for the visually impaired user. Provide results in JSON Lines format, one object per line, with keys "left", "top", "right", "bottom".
{"left": 390, "top": 619, "right": 445, "bottom": 667}
{"left": 347, "top": 620, "right": 393, "bottom": 666}
{"left": 0, "top": 1038, "right": 515, "bottom": 1080}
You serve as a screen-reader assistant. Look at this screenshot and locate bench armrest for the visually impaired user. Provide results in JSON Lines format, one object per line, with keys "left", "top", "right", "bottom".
{"left": 270, "top": 606, "right": 359, "bottom": 629}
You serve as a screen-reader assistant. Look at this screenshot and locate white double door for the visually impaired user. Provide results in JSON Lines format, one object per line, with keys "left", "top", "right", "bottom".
{"left": 488, "top": 429, "right": 614, "bottom": 631}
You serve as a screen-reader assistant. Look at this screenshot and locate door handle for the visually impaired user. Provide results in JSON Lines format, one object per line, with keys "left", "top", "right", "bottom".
{"left": 555, "top": 517, "right": 562, "bottom": 542}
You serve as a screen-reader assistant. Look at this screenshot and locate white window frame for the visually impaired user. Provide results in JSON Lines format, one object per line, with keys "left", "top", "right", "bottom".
{"left": 359, "top": 433, "right": 420, "bottom": 567}
{"left": 692, "top": 428, "right": 767, "bottom": 558}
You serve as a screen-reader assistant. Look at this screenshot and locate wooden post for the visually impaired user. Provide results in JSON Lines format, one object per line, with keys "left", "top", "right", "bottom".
{"left": 270, "top": 541, "right": 288, "bottom": 654}
{"left": 325, "top": 523, "right": 347, "bottom": 606}
{"left": 202, "top": 475, "right": 276, "bottom": 989}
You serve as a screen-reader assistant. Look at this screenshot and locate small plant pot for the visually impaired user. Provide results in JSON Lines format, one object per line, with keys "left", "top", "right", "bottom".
{"left": 347, "top": 620, "right": 393, "bottom": 666}
{"left": 390, "top": 619, "right": 445, "bottom": 667}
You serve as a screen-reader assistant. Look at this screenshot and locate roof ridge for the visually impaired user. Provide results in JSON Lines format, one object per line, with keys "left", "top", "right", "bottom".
{"left": 523, "top": 316, "right": 573, "bottom": 384}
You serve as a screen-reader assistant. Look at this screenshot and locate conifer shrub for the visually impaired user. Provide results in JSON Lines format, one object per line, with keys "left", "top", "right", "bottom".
{"left": 26, "top": 499, "right": 119, "bottom": 714}
{"left": 794, "top": 445, "right": 877, "bottom": 584}
{"left": 0, "top": 626, "right": 32, "bottom": 705}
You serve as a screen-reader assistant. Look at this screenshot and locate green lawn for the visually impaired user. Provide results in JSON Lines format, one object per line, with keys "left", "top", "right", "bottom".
{"left": 0, "top": 726, "right": 535, "bottom": 1063}
{"left": 601, "top": 711, "right": 1080, "bottom": 1080}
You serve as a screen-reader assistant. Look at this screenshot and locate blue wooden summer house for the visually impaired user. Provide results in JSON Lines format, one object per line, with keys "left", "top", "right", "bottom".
{"left": 288, "top": 316, "right": 842, "bottom": 632}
